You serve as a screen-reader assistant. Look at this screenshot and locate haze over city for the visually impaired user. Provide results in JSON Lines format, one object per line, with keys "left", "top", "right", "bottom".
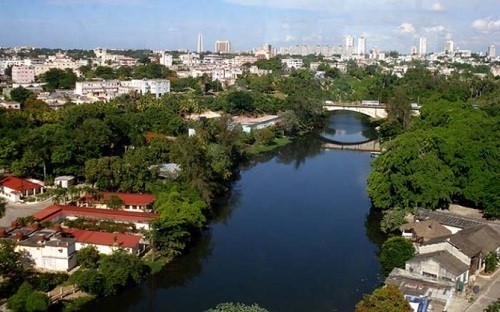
{"left": 1, "top": 0, "right": 499, "bottom": 52}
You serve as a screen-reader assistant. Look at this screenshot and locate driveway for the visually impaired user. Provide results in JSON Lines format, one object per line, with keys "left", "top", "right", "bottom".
{"left": 0, "top": 197, "right": 54, "bottom": 227}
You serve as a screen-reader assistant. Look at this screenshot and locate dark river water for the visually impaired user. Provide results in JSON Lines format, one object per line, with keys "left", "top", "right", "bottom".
{"left": 86, "top": 111, "right": 383, "bottom": 312}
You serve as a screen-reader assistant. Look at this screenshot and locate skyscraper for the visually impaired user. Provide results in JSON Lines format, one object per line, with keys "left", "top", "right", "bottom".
{"left": 488, "top": 45, "right": 496, "bottom": 58}
{"left": 197, "top": 33, "right": 203, "bottom": 54}
{"left": 215, "top": 40, "right": 231, "bottom": 53}
{"left": 411, "top": 46, "right": 418, "bottom": 55}
{"left": 419, "top": 36, "right": 427, "bottom": 55}
{"left": 357, "top": 37, "right": 366, "bottom": 58}
{"left": 345, "top": 35, "right": 354, "bottom": 48}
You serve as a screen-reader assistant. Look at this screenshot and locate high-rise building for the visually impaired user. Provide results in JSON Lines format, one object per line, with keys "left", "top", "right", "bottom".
{"left": 444, "top": 40, "right": 454, "bottom": 54}
{"left": 411, "top": 46, "right": 418, "bottom": 55}
{"left": 488, "top": 45, "right": 496, "bottom": 58}
{"left": 345, "top": 35, "right": 354, "bottom": 48}
{"left": 357, "top": 37, "right": 366, "bottom": 58}
{"left": 197, "top": 33, "right": 203, "bottom": 54}
{"left": 215, "top": 40, "right": 231, "bottom": 53}
{"left": 419, "top": 36, "right": 427, "bottom": 55}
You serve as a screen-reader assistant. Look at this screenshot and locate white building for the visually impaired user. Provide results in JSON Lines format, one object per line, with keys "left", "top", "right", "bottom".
{"left": 159, "top": 52, "right": 173, "bottom": 67}
{"left": 54, "top": 176, "right": 76, "bottom": 188}
{"left": 197, "top": 33, "right": 204, "bottom": 54}
{"left": 215, "top": 40, "right": 231, "bottom": 53}
{"left": 119, "top": 79, "right": 170, "bottom": 98}
{"left": 64, "top": 228, "right": 144, "bottom": 255}
{"left": 12, "top": 65, "right": 35, "bottom": 84}
{"left": 345, "top": 35, "right": 354, "bottom": 48}
{"left": 357, "top": 37, "right": 366, "bottom": 58}
{"left": 281, "top": 58, "right": 303, "bottom": 69}
{"left": 419, "top": 36, "right": 427, "bottom": 56}
{"left": 235, "top": 115, "right": 281, "bottom": 133}
{"left": 8, "top": 229, "right": 78, "bottom": 272}
{"left": 74, "top": 80, "right": 120, "bottom": 98}
{"left": 444, "top": 40, "right": 454, "bottom": 54}
{"left": 488, "top": 45, "right": 496, "bottom": 58}
{"left": 0, "top": 99, "right": 21, "bottom": 110}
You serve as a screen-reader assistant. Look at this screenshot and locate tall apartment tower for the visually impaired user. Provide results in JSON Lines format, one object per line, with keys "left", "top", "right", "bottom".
{"left": 488, "top": 45, "right": 496, "bottom": 58}
{"left": 419, "top": 36, "right": 427, "bottom": 56}
{"left": 197, "top": 33, "right": 203, "bottom": 54}
{"left": 345, "top": 35, "right": 354, "bottom": 47}
{"left": 357, "top": 37, "right": 366, "bottom": 58}
{"left": 444, "top": 40, "right": 454, "bottom": 54}
{"left": 411, "top": 46, "right": 418, "bottom": 55}
{"left": 215, "top": 40, "right": 231, "bottom": 53}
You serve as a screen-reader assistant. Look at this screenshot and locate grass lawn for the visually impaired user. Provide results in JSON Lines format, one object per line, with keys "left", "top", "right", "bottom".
{"left": 246, "top": 137, "right": 292, "bottom": 156}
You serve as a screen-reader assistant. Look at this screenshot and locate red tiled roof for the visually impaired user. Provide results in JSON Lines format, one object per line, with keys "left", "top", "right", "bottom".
{"left": 79, "top": 192, "right": 155, "bottom": 206}
{"left": 64, "top": 228, "right": 141, "bottom": 248}
{"left": 0, "top": 177, "right": 43, "bottom": 192}
{"left": 33, "top": 205, "right": 159, "bottom": 223}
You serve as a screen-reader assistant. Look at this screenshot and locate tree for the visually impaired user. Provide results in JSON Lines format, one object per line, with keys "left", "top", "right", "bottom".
{"left": 485, "top": 252, "right": 499, "bottom": 273}
{"left": 224, "top": 91, "right": 255, "bottom": 115}
{"left": 77, "top": 245, "right": 101, "bottom": 269}
{"left": 10, "top": 86, "right": 35, "bottom": 106}
{"left": 99, "top": 249, "right": 145, "bottom": 296}
{"left": 380, "top": 209, "right": 408, "bottom": 234}
{"left": 41, "top": 68, "right": 77, "bottom": 91}
{"left": 484, "top": 298, "right": 500, "bottom": 312}
{"left": 7, "top": 282, "right": 50, "bottom": 312}
{"left": 380, "top": 237, "right": 415, "bottom": 276}
{"left": 0, "top": 240, "right": 27, "bottom": 297}
{"left": 106, "top": 194, "right": 124, "bottom": 210}
{"left": 355, "top": 285, "right": 412, "bottom": 312}
{"left": 69, "top": 269, "right": 105, "bottom": 296}
{"left": 206, "top": 302, "right": 269, "bottom": 312}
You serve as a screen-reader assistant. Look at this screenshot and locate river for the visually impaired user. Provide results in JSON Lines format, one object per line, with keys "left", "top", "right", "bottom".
{"left": 85, "top": 111, "right": 384, "bottom": 312}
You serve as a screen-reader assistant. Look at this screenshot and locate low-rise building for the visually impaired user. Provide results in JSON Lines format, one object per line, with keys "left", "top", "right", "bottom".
{"left": 63, "top": 228, "right": 144, "bottom": 255}
{"left": 75, "top": 80, "right": 120, "bottom": 98}
{"left": 0, "top": 227, "right": 77, "bottom": 272}
{"left": 76, "top": 192, "right": 155, "bottom": 212}
{"left": 0, "top": 99, "right": 21, "bottom": 109}
{"left": 281, "top": 58, "right": 303, "bottom": 69}
{"left": 33, "top": 205, "right": 158, "bottom": 231}
{"left": 400, "top": 219, "right": 452, "bottom": 244}
{"left": 0, "top": 176, "right": 44, "bottom": 202}
{"left": 119, "top": 79, "right": 170, "bottom": 98}
{"left": 54, "top": 176, "right": 76, "bottom": 188}
{"left": 234, "top": 115, "right": 281, "bottom": 133}
{"left": 12, "top": 65, "right": 35, "bottom": 84}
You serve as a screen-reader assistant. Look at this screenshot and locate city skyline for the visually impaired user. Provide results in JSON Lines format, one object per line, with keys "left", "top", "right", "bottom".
{"left": 0, "top": 0, "right": 499, "bottom": 53}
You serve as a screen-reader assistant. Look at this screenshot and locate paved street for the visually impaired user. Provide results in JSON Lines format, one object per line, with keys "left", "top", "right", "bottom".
{"left": 0, "top": 198, "right": 54, "bottom": 227}
{"left": 465, "top": 269, "right": 500, "bottom": 312}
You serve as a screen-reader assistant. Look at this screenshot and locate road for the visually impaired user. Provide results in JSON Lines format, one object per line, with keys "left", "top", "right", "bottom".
{"left": 0, "top": 198, "right": 54, "bottom": 227}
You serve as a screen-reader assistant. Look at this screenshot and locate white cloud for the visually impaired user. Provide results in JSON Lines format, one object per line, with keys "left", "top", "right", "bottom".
{"left": 472, "top": 17, "right": 500, "bottom": 33}
{"left": 285, "top": 35, "right": 296, "bottom": 42}
{"left": 425, "top": 25, "right": 446, "bottom": 33}
{"left": 428, "top": 2, "right": 446, "bottom": 12}
{"left": 396, "top": 22, "right": 416, "bottom": 34}
{"left": 282, "top": 23, "right": 291, "bottom": 29}
{"left": 302, "top": 33, "right": 323, "bottom": 42}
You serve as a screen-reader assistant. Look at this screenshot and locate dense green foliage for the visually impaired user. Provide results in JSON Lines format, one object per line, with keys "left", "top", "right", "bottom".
{"left": 206, "top": 302, "right": 270, "bottom": 312}
{"left": 7, "top": 282, "right": 50, "bottom": 312}
{"left": 69, "top": 249, "right": 148, "bottom": 296}
{"left": 0, "top": 240, "right": 27, "bottom": 298}
{"left": 379, "top": 237, "right": 415, "bottom": 276}
{"left": 485, "top": 252, "right": 499, "bottom": 273}
{"left": 355, "top": 285, "right": 412, "bottom": 312}
{"left": 40, "top": 68, "right": 77, "bottom": 91}
{"left": 368, "top": 100, "right": 500, "bottom": 217}
{"left": 484, "top": 298, "right": 500, "bottom": 312}
{"left": 77, "top": 245, "right": 101, "bottom": 269}
{"left": 10, "top": 86, "right": 35, "bottom": 106}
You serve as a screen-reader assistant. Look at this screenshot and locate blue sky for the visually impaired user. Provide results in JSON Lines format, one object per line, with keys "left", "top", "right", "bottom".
{"left": 0, "top": 0, "right": 499, "bottom": 53}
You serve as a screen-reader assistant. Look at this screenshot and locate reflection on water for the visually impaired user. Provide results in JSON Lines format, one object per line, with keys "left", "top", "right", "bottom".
{"left": 320, "top": 111, "right": 378, "bottom": 144}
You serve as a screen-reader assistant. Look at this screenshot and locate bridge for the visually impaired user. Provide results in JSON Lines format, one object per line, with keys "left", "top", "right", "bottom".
{"left": 323, "top": 102, "right": 421, "bottom": 119}
{"left": 322, "top": 140, "right": 381, "bottom": 153}
{"left": 324, "top": 102, "right": 388, "bottom": 119}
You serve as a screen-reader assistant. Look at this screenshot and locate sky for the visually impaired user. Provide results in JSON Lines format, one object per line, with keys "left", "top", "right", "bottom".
{"left": 0, "top": 0, "right": 499, "bottom": 53}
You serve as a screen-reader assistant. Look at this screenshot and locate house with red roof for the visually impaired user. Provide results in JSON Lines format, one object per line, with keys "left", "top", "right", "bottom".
{"left": 0, "top": 176, "right": 44, "bottom": 202}
{"left": 33, "top": 205, "right": 159, "bottom": 231}
{"left": 63, "top": 228, "right": 144, "bottom": 255}
{"left": 76, "top": 192, "right": 155, "bottom": 212}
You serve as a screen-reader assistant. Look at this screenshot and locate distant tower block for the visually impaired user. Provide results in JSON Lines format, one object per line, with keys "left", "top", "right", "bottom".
{"left": 419, "top": 36, "right": 427, "bottom": 56}
{"left": 197, "top": 33, "right": 203, "bottom": 54}
{"left": 215, "top": 40, "right": 231, "bottom": 54}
